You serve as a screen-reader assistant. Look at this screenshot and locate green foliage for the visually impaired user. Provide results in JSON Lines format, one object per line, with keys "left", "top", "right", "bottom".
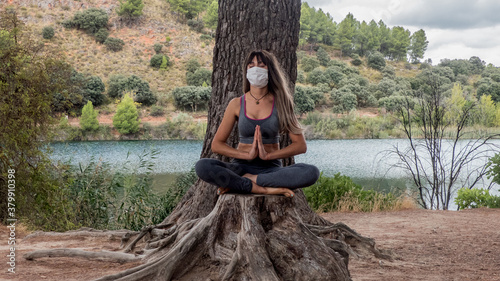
{"left": 486, "top": 153, "right": 500, "bottom": 186}
{"left": 112, "top": 93, "right": 140, "bottom": 134}
{"left": 116, "top": 0, "right": 144, "bottom": 20}
{"left": 150, "top": 105, "right": 165, "bottom": 116}
{"left": 300, "top": 3, "right": 336, "bottom": 45}
{"left": 186, "top": 58, "right": 201, "bottom": 73}
{"left": 294, "top": 86, "right": 316, "bottom": 115}
{"left": 62, "top": 8, "right": 109, "bottom": 34}
{"left": 94, "top": 28, "right": 109, "bottom": 43}
{"left": 150, "top": 54, "right": 164, "bottom": 68}
{"left": 104, "top": 37, "right": 125, "bottom": 52}
{"left": 153, "top": 43, "right": 163, "bottom": 54}
{"left": 80, "top": 101, "right": 99, "bottom": 131}
{"left": 83, "top": 75, "right": 106, "bottom": 106}
{"left": 187, "top": 19, "right": 204, "bottom": 33}
{"left": 316, "top": 47, "right": 330, "bottom": 66}
{"left": 66, "top": 156, "right": 120, "bottom": 228}
{"left": 367, "top": 51, "right": 386, "bottom": 70}
{"left": 454, "top": 188, "right": 500, "bottom": 209}
{"left": 331, "top": 88, "right": 357, "bottom": 112}
{"left": 186, "top": 68, "right": 212, "bottom": 86}
{"left": 160, "top": 55, "right": 168, "bottom": 69}
{"left": 304, "top": 173, "right": 400, "bottom": 212}
{"left": 60, "top": 149, "right": 191, "bottom": 230}
{"left": 301, "top": 56, "right": 320, "bottom": 72}
{"left": 0, "top": 10, "right": 78, "bottom": 228}
{"left": 307, "top": 68, "right": 329, "bottom": 85}
{"left": 379, "top": 95, "right": 411, "bottom": 112}
{"left": 204, "top": 0, "right": 218, "bottom": 29}
{"left": 350, "top": 54, "right": 362, "bottom": 66}
{"left": 107, "top": 75, "right": 129, "bottom": 99}
{"left": 42, "top": 26, "right": 55, "bottom": 39}
{"left": 107, "top": 75, "right": 156, "bottom": 106}
{"left": 172, "top": 86, "right": 211, "bottom": 111}
{"left": 167, "top": 0, "right": 209, "bottom": 20}
{"left": 162, "top": 113, "right": 207, "bottom": 139}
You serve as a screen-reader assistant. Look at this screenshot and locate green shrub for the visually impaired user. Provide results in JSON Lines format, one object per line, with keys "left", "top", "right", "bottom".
{"left": 107, "top": 75, "right": 128, "bottom": 99}
{"left": 187, "top": 19, "right": 204, "bottom": 32}
{"left": 62, "top": 8, "right": 109, "bottom": 34}
{"left": 150, "top": 105, "right": 165, "bottom": 116}
{"left": 150, "top": 54, "right": 170, "bottom": 68}
{"left": 112, "top": 93, "right": 140, "bottom": 134}
{"left": 454, "top": 188, "right": 500, "bottom": 209}
{"left": 172, "top": 86, "right": 211, "bottom": 111}
{"left": 367, "top": 51, "right": 386, "bottom": 71}
{"left": 316, "top": 47, "right": 330, "bottom": 66}
{"left": 301, "top": 56, "right": 320, "bottom": 72}
{"left": 294, "top": 86, "right": 315, "bottom": 115}
{"left": 83, "top": 75, "right": 106, "bottom": 106}
{"left": 42, "top": 26, "right": 55, "bottom": 39}
{"left": 107, "top": 75, "right": 156, "bottom": 106}
{"left": 304, "top": 173, "right": 400, "bottom": 212}
{"left": 94, "top": 28, "right": 109, "bottom": 43}
{"left": 104, "top": 37, "right": 125, "bottom": 52}
{"left": 162, "top": 113, "right": 207, "bottom": 139}
{"left": 186, "top": 58, "right": 201, "bottom": 73}
{"left": 200, "top": 34, "right": 212, "bottom": 41}
{"left": 378, "top": 95, "right": 409, "bottom": 112}
{"left": 186, "top": 68, "right": 212, "bottom": 86}
{"left": 307, "top": 68, "right": 329, "bottom": 85}
{"left": 153, "top": 43, "right": 163, "bottom": 54}
{"left": 116, "top": 0, "right": 144, "bottom": 20}
{"left": 80, "top": 101, "right": 99, "bottom": 131}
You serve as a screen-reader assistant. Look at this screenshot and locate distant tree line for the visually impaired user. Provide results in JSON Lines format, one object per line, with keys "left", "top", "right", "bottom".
{"left": 299, "top": 3, "right": 428, "bottom": 62}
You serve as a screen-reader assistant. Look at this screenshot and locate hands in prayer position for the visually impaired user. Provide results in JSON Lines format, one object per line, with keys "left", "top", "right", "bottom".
{"left": 245, "top": 125, "right": 270, "bottom": 161}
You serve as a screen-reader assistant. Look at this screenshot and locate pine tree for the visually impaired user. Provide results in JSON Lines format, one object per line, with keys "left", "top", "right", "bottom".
{"left": 80, "top": 101, "right": 99, "bottom": 131}
{"left": 316, "top": 47, "right": 330, "bottom": 66}
{"left": 409, "top": 29, "right": 429, "bottom": 63}
{"left": 112, "top": 93, "right": 140, "bottom": 134}
{"left": 117, "top": 0, "right": 144, "bottom": 20}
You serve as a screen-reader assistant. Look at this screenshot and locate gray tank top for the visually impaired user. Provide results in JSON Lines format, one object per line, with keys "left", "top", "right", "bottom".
{"left": 238, "top": 95, "right": 280, "bottom": 144}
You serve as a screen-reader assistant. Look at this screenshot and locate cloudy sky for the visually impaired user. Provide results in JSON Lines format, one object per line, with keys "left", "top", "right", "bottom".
{"left": 305, "top": 0, "right": 500, "bottom": 66}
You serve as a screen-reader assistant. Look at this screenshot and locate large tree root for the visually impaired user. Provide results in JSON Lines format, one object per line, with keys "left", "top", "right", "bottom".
{"left": 24, "top": 194, "right": 392, "bottom": 280}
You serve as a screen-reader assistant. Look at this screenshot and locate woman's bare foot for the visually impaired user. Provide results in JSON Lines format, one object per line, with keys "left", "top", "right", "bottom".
{"left": 250, "top": 182, "right": 294, "bottom": 198}
{"left": 242, "top": 173, "right": 258, "bottom": 183}
{"left": 217, "top": 187, "right": 230, "bottom": 195}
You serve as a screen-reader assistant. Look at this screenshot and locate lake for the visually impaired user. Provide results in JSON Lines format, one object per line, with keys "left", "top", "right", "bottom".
{"left": 48, "top": 139, "right": 500, "bottom": 196}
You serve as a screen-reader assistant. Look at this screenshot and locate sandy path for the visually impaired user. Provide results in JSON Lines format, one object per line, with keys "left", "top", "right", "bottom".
{"left": 1, "top": 208, "right": 499, "bottom": 280}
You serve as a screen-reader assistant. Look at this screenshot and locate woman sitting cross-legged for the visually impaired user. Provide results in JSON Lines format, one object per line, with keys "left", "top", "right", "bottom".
{"left": 195, "top": 50, "right": 320, "bottom": 198}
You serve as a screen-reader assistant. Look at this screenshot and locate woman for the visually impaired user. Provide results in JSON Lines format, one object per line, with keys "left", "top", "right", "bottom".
{"left": 195, "top": 50, "right": 319, "bottom": 197}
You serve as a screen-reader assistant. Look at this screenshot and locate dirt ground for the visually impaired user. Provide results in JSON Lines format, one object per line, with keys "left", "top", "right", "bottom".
{"left": 1, "top": 208, "right": 499, "bottom": 280}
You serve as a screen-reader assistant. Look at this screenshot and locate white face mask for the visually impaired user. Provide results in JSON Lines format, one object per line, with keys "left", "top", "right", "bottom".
{"left": 246, "top": 67, "right": 268, "bottom": 88}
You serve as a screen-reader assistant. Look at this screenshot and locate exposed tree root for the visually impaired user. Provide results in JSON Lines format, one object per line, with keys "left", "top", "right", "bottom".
{"left": 24, "top": 194, "right": 394, "bottom": 280}
{"left": 23, "top": 228, "right": 139, "bottom": 241}
{"left": 306, "top": 222, "right": 394, "bottom": 261}
{"left": 23, "top": 249, "right": 141, "bottom": 263}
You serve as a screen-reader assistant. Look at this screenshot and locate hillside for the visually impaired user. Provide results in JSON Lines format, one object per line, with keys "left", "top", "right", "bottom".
{"left": 3, "top": 0, "right": 214, "bottom": 106}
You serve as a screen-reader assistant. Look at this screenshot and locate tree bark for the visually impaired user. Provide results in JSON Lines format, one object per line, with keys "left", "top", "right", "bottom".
{"left": 164, "top": 0, "right": 303, "bottom": 225}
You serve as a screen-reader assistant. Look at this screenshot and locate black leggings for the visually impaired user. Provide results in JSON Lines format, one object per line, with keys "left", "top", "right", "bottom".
{"left": 195, "top": 157, "right": 320, "bottom": 193}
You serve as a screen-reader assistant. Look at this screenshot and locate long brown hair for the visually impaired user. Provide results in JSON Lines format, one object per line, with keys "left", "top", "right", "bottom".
{"left": 242, "top": 50, "right": 303, "bottom": 134}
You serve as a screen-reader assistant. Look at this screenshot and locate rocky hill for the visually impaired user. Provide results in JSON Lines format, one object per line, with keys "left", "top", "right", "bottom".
{"left": 2, "top": 0, "right": 214, "bottom": 106}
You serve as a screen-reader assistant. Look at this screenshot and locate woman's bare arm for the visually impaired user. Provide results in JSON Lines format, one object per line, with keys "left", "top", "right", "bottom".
{"left": 258, "top": 128, "right": 307, "bottom": 160}
{"left": 211, "top": 98, "right": 258, "bottom": 160}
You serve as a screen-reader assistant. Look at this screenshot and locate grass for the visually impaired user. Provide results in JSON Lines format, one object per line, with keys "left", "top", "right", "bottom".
{"left": 304, "top": 172, "right": 418, "bottom": 213}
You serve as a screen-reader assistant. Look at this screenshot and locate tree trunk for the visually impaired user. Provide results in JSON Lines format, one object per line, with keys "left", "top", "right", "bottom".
{"left": 164, "top": 0, "right": 304, "bottom": 225}
{"left": 24, "top": 1, "right": 390, "bottom": 280}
